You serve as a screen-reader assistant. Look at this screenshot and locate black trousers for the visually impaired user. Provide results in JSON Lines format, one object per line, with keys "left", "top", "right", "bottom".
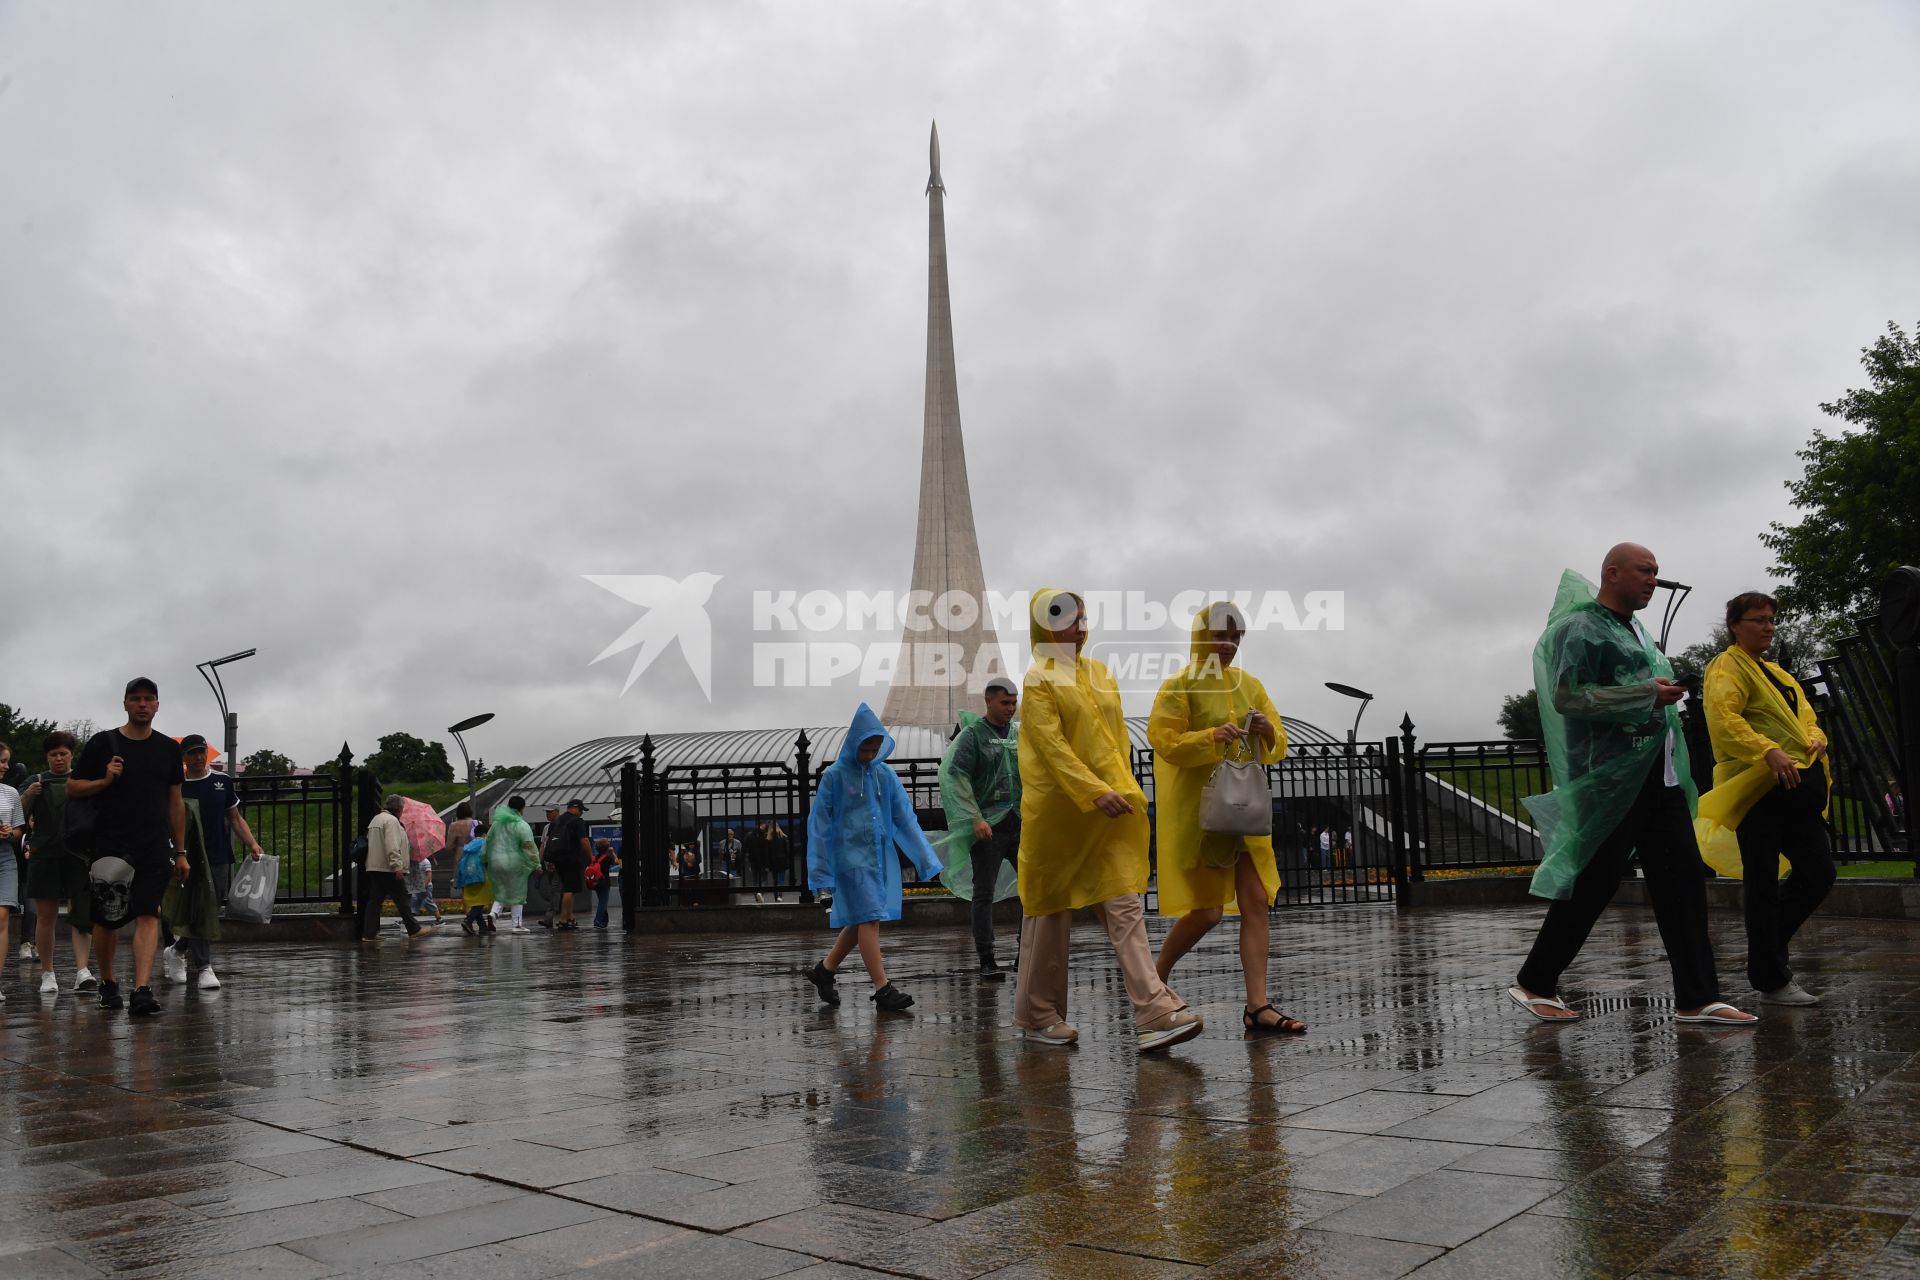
{"left": 359, "top": 871, "right": 422, "bottom": 940}
{"left": 970, "top": 817, "right": 1021, "bottom": 957}
{"left": 1737, "top": 771, "right": 1835, "bottom": 992}
{"left": 1518, "top": 758, "right": 1721, "bottom": 1010}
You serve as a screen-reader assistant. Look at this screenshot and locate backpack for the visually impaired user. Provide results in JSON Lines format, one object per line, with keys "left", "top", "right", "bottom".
{"left": 455, "top": 838, "right": 486, "bottom": 890}
{"left": 584, "top": 853, "right": 609, "bottom": 890}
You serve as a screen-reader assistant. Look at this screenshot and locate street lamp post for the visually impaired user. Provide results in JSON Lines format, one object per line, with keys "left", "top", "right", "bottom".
{"left": 1325, "top": 682, "right": 1375, "bottom": 879}
{"left": 447, "top": 713, "right": 496, "bottom": 818}
{"left": 196, "top": 649, "right": 257, "bottom": 775}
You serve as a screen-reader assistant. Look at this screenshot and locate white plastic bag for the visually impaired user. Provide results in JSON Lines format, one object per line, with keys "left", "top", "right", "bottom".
{"left": 224, "top": 854, "right": 281, "bottom": 924}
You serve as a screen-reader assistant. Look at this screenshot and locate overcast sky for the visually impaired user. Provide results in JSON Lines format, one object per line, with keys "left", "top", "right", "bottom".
{"left": 4, "top": 2, "right": 1916, "bottom": 772}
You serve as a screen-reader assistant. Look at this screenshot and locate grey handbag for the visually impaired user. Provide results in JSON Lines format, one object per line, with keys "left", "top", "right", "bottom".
{"left": 1198, "top": 714, "right": 1273, "bottom": 840}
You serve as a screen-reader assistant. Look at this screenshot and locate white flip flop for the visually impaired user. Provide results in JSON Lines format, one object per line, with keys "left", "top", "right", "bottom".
{"left": 1505, "top": 986, "right": 1579, "bottom": 1021}
{"left": 1675, "top": 1001, "right": 1758, "bottom": 1025}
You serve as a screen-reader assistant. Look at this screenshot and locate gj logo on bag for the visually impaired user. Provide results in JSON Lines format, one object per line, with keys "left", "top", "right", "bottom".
{"left": 89, "top": 856, "right": 137, "bottom": 929}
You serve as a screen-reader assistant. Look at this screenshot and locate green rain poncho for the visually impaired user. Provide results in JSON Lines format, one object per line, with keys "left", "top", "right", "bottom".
{"left": 1522, "top": 570, "right": 1696, "bottom": 900}
{"left": 937, "top": 710, "right": 1021, "bottom": 902}
{"left": 484, "top": 803, "right": 540, "bottom": 907}
{"left": 162, "top": 797, "right": 222, "bottom": 943}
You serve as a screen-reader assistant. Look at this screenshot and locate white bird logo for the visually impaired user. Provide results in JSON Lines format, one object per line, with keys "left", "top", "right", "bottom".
{"left": 583, "top": 573, "right": 723, "bottom": 700}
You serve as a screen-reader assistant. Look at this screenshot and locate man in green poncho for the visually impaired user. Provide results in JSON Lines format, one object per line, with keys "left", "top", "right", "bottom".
{"left": 939, "top": 676, "right": 1022, "bottom": 980}
{"left": 1509, "top": 544, "right": 1756, "bottom": 1026}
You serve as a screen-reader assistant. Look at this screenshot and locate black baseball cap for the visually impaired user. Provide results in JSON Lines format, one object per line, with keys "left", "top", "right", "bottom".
{"left": 180, "top": 734, "right": 210, "bottom": 752}
{"left": 125, "top": 676, "right": 159, "bottom": 697}
{"left": 567, "top": 798, "right": 586, "bottom": 811}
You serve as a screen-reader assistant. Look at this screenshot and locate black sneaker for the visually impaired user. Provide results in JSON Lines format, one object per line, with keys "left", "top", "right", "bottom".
{"left": 872, "top": 983, "right": 914, "bottom": 1012}
{"left": 806, "top": 960, "right": 841, "bottom": 1007}
{"left": 128, "top": 986, "right": 162, "bottom": 1018}
{"left": 978, "top": 956, "right": 1005, "bottom": 981}
{"left": 98, "top": 980, "right": 123, "bottom": 1011}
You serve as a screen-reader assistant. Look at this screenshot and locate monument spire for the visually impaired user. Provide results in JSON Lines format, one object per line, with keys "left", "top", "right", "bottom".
{"left": 883, "top": 122, "right": 1003, "bottom": 729}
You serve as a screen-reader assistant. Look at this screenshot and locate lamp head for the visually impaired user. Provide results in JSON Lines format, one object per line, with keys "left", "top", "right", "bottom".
{"left": 1325, "top": 682, "right": 1374, "bottom": 702}
{"left": 448, "top": 712, "right": 496, "bottom": 735}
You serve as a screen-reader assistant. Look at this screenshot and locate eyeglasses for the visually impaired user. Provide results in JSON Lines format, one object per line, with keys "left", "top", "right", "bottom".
{"left": 1736, "top": 616, "right": 1777, "bottom": 627}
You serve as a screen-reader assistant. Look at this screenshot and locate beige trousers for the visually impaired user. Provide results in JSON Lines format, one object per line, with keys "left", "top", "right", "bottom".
{"left": 1014, "top": 893, "right": 1185, "bottom": 1030}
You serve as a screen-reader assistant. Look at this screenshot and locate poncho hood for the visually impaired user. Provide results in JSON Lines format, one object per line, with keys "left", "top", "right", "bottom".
{"left": 834, "top": 702, "right": 894, "bottom": 769}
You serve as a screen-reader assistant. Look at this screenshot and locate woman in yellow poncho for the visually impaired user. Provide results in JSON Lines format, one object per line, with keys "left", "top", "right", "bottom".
{"left": 1697, "top": 591, "right": 1834, "bottom": 1006}
{"left": 1150, "top": 602, "right": 1304, "bottom": 1035}
{"left": 1014, "top": 589, "right": 1203, "bottom": 1053}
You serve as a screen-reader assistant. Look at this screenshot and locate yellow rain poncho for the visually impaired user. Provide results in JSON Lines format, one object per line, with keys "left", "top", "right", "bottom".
{"left": 1694, "top": 646, "right": 1827, "bottom": 879}
{"left": 1149, "top": 606, "right": 1288, "bottom": 917}
{"left": 1016, "top": 589, "right": 1151, "bottom": 916}
{"left": 1523, "top": 570, "right": 1696, "bottom": 900}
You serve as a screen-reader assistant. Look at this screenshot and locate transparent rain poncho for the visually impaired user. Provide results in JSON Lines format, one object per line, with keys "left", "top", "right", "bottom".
{"left": 1694, "top": 646, "right": 1826, "bottom": 879}
{"left": 1523, "top": 570, "right": 1696, "bottom": 900}
{"left": 484, "top": 803, "right": 540, "bottom": 907}
{"left": 807, "top": 702, "right": 943, "bottom": 928}
{"left": 936, "top": 710, "right": 1021, "bottom": 903}
{"left": 1016, "top": 588, "right": 1152, "bottom": 916}
{"left": 1148, "top": 605, "right": 1289, "bottom": 917}
{"left": 162, "top": 796, "right": 222, "bottom": 944}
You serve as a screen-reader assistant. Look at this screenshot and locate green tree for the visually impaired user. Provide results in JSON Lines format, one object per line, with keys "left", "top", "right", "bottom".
{"left": 241, "top": 748, "right": 295, "bottom": 776}
{"left": 364, "top": 732, "right": 455, "bottom": 783}
{"left": 1763, "top": 322, "right": 1920, "bottom": 627}
{"left": 1671, "top": 614, "right": 1836, "bottom": 686}
{"left": 483, "top": 763, "right": 529, "bottom": 782}
{"left": 1497, "top": 690, "right": 1542, "bottom": 742}
{"left": 0, "top": 704, "right": 63, "bottom": 775}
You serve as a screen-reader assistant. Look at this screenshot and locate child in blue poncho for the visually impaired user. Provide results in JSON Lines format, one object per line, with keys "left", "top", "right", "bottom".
{"left": 805, "top": 703, "right": 943, "bottom": 1011}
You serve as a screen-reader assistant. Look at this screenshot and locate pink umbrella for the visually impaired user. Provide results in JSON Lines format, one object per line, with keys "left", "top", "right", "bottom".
{"left": 399, "top": 798, "right": 446, "bottom": 862}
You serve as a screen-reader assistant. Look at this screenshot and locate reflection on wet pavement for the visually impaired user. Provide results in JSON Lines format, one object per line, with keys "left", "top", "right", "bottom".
{"left": 1, "top": 903, "right": 1914, "bottom": 1277}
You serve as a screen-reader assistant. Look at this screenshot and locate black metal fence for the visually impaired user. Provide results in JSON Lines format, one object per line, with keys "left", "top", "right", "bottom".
{"left": 618, "top": 723, "right": 1505, "bottom": 924}
{"left": 233, "top": 755, "right": 355, "bottom": 909}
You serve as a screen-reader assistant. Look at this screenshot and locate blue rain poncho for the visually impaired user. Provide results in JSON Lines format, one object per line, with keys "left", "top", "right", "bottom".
{"left": 807, "top": 703, "right": 943, "bottom": 928}
{"left": 1523, "top": 570, "right": 1696, "bottom": 900}
{"left": 936, "top": 710, "right": 1021, "bottom": 903}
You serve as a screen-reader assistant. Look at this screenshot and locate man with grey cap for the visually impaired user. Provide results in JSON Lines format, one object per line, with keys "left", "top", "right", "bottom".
{"left": 939, "top": 675, "right": 1023, "bottom": 978}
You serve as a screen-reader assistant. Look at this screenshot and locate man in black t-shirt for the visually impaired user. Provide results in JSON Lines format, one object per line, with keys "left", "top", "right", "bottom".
{"left": 69, "top": 677, "right": 188, "bottom": 1019}
{"left": 542, "top": 799, "right": 591, "bottom": 930}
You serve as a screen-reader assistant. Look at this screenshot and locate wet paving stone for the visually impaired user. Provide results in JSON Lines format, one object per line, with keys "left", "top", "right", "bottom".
{"left": 0, "top": 904, "right": 1913, "bottom": 1276}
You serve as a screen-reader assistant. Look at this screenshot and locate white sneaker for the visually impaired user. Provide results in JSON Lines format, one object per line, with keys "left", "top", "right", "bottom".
{"left": 197, "top": 966, "right": 221, "bottom": 991}
{"left": 19, "top": 942, "right": 36, "bottom": 961}
{"left": 163, "top": 949, "right": 188, "bottom": 984}
{"left": 1761, "top": 981, "right": 1820, "bottom": 1006}
{"left": 74, "top": 968, "right": 99, "bottom": 992}
{"left": 40, "top": 971, "right": 59, "bottom": 996}
{"left": 1138, "top": 1009, "right": 1205, "bottom": 1054}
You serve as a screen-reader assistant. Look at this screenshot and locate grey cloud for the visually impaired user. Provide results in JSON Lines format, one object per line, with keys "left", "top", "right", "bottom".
{"left": 3, "top": 2, "right": 1912, "bottom": 768}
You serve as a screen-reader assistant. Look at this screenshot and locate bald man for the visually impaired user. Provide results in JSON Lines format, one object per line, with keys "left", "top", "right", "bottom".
{"left": 1508, "top": 545, "right": 1756, "bottom": 1025}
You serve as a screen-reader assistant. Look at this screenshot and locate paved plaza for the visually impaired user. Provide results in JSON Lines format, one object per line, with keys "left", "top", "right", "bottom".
{"left": 2, "top": 902, "right": 1917, "bottom": 1279}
